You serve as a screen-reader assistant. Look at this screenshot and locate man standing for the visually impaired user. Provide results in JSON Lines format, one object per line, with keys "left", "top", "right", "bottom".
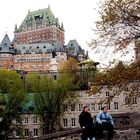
{"left": 79, "top": 106, "right": 95, "bottom": 140}
{"left": 96, "top": 106, "right": 114, "bottom": 140}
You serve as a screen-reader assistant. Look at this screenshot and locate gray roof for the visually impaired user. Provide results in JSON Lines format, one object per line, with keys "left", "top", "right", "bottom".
{"left": 0, "top": 34, "right": 15, "bottom": 54}
{"left": 65, "top": 40, "right": 85, "bottom": 57}
{"left": 16, "top": 41, "right": 66, "bottom": 54}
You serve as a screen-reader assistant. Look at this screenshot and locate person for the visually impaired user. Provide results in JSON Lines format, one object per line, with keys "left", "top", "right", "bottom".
{"left": 95, "top": 106, "right": 114, "bottom": 140}
{"left": 79, "top": 106, "right": 95, "bottom": 140}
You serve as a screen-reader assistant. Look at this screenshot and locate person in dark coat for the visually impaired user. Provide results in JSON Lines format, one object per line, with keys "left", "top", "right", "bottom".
{"left": 79, "top": 106, "right": 95, "bottom": 140}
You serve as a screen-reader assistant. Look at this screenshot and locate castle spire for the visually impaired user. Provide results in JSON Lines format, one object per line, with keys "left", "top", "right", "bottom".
{"left": 61, "top": 22, "right": 64, "bottom": 31}
{"left": 48, "top": 4, "right": 50, "bottom": 9}
{"left": 14, "top": 24, "right": 18, "bottom": 32}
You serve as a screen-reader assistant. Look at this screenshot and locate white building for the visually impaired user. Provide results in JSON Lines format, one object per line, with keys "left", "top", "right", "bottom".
{"left": 7, "top": 80, "right": 140, "bottom": 138}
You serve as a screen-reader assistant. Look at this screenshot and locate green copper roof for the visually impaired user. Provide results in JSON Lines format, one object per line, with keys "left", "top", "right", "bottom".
{"left": 17, "top": 5, "right": 64, "bottom": 32}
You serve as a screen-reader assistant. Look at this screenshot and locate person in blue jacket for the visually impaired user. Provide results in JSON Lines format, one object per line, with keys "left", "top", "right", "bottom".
{"left": 96, "top": 106, "right": 114, "bottom": 140}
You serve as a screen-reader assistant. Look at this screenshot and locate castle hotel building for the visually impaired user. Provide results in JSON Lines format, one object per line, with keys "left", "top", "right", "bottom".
{"left": 0, "top": 6, "right": 87, "bottom": 72}
{"left": 0, "top": 6, "right": 139, "bottom": 139}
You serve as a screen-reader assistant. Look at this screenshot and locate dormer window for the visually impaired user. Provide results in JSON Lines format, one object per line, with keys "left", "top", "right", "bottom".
{"left": 38, "top": 49, "right": 42, "bottom": 54}
{"left": 29, "top": 46, "right": 32, "bottom": 49}
{"left": 4, "top": 43, "right": 7, "bottom": 47}
{"left": 26, "top": 20, "right": 32, "bottom": 27}
{"left": 35, "top": 16, "right": 42, "bottom": 25}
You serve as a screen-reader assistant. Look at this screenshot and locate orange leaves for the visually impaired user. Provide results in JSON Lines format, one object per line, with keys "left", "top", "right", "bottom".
{"left": 59, "top": 57, "right": 78, "bottom": 72}
{"left": 94, "top": 61, "right": 139, "bottom": 87}
{"left": 91, "top": 0, "right": 140, "bottom": 54}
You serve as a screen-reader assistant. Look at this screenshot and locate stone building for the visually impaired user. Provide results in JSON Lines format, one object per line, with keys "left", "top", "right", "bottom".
{"left": 61, "top": 80, "right": 140, "bottom": 129}
{"left": 7, "top": 80, "right": 139, "bottom": 139}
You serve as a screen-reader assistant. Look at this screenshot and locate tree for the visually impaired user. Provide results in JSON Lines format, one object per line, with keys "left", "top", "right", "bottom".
{"left": 59, "top": 58, "right": 99, "bottom": 90}
{"left": 91, "top": 0, "right": 140, "bottom": 51}
{"left": 0, "top": 70, "right": 25, "bottom": 139}
{"left": 59, "top": 57, "right": 78, "bottom": 71}
{"left": 59, "top": 57, "right": 82, "bottom": 89}
{"left": 25, "top": 73, "right": 77, "bottom": 134}
{"left": 88, "top": 61, "right": 140, "bottom": 103}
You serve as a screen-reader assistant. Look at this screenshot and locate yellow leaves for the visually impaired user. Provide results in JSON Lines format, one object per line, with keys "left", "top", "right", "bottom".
{"left": 58, "top": 57, "right": 78, "bottom": 72}
{"left": 88, "top": 85, "right": 101, "bottom": 95}
{"left": 91, "top": 0, "right": 140, "bottom": 54}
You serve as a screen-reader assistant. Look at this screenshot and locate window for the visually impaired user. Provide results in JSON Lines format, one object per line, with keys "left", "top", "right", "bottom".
{"left": 106, "top": 91, "right": 109, "bottom": 96}
{"left": 63, "top": 118, "right": 68, "bottom": 127}
{"left": 125, "top": 96, "right": 129, "bottom": 105}
{"left": 33, "top": 116, "right": 37, "bottom": 124}
{"left": 29, "top": 46, "right": 32, "bottom": 49}
{"left": 71, "top": 104, "right": 75, "bottom": 111}
{"left": 27, "top": 20, "right": 32, "bottom": 27}
{"left": 26, "top": 49, "right": 30, "bottom": 53}
{"left": 53, "top": 75, "right": 57, "bottom": 80}
{"left": 42, "top": 128, "right": 47, "bottom": 135}
{"left": 38, "top": 49, "right": 42, "bottom": 53}
{"left": 16, "top": 117, "right": 20, "bottom": 124}
{"left": 70, "top": 93, "right": 75, "bottom": 98}
{"left": 24, "top": 116, "right": 28, "bottom": 124}
{"left": 98, "top": 103, "right": 102, "bottom": 110}
{"left": 63, "top": 104, "right": 68, "bottom": 112}
{"left": 78, "top": 55, "right": 82, "bottom": 60}
{"left": 71, "top": 118, "right": 76, "bottom": 126}
{"left": 124, "top": 87, "right": 129, "bottom": 91}
{"left": 79, "top": 104, "right": 83, "bottom": 111}
{"left": 132, "top": 96, "right": 137, "bottom": 104}
{"left": 4, "top": 43, "right": 7, "bottom": 47}
{"left": 25, "top": 129, "right": 29, "bottom": 137}
{"left": 91, "top": 103, "right": 95, "bottom": 111}
{"left": 35, "top": 16, "right": 42, "bottom": 25}
{"left": 33, "top": 128, "right": 38, "bottom": 136}
{"left": 114, "top": 102, "right": 119, "bottom": 110}
{"left": 86, "top": 103, "right": 90, "bottom": 111}
{"left": 16, "top": 129, "right": 20, "bottom": 137}
{"left": 52, "top": 51, "right": 57, "bottom": 58}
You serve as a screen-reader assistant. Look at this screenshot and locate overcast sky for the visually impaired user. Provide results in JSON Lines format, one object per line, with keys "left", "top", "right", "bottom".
{"left": 0, "top": 0, "right": 134, "bottom": 68}
{"left": 0, "top": 0, "right": 99, "bottom": 46}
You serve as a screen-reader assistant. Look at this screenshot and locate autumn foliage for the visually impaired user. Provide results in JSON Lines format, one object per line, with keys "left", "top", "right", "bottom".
{"left": 91, "top": 0, "right": 140, "bottom": 51}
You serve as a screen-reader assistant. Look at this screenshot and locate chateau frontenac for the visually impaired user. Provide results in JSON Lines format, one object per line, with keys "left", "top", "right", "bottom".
{"left": 0, "top": 6, "right": 87, "bottom": 72}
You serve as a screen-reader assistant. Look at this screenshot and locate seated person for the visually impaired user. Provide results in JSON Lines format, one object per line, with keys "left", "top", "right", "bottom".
{"left": 79, "top": 106, "right": 95, "bottom": 140}
{"left": 96, "top": 106, "right": 114, "bottom": 140}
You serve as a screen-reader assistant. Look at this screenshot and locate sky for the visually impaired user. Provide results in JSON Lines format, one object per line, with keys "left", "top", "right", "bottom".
{"left": 0, "top": 0, "right": 98, "bottom": 46}
{"left": 0, "top": 0, "right": 134, "bottom": 68}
